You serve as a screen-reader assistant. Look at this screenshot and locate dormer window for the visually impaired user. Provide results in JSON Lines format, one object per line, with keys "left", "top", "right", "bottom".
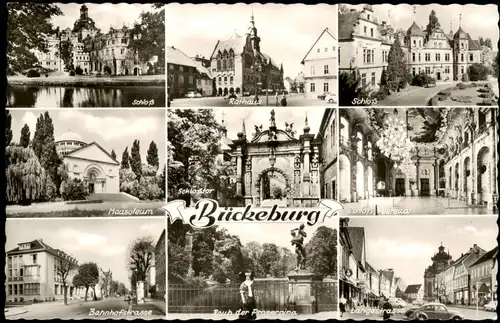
{"left": 19, "top": 243, "right": 31, "bottom": 250}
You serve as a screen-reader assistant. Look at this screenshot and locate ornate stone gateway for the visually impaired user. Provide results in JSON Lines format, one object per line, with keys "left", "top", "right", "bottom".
{"left": 229, "top": 110, "right": 321, "bottom": 207}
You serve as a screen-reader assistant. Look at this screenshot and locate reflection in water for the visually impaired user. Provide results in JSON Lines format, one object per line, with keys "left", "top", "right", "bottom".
{"left": 6, "top": 85, "right": 165, "bottom": 107}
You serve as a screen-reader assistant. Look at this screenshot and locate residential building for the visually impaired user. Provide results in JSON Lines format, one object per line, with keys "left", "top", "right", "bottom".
{"left": 492, "top": 249, "right": 498, "bottom": 301}
{"left": 395, "top": 277, "right": 407, "bottom": 299}
{"left": 346, "top": 227, "right": 368, "bottom": 303}
{"left": 436, "top": 263, "right": 455, "bottom": 304}
{"left": 146, "top": 256, "right": 155, "bottom": 298}
{"left": 452, "top": 244, "right": 486, "bottom": 305}
{"left": 339, "top": 5, "right": 482, "bottom": 92}
{"left": 300, "top": 28, "right": 338, "bottom": 98}
{"left": 379, "top": 270, "right": 390, "bottom": 299}
{"left": 424, "top": 243, "right": 453, "bottom": 301}
{"left": 381, "top": 270, "right": 396, "bottom": 298}
{"left": 470, "top": 246, "right": 498, "bottom": 305}
{"left": 405, "top": 284, "right": 424, "bottom": 302}
{"left": 365, "top": 262, "right": 380, "bottom": 302}
{"left": 339, "top": 218, "right": 360, "bottom": 301}
{"left": 209, "top": 14, "right": 284, "bottom": 97}
{"left": 5, "top": 239, "right": 84, "bottom": 302}
{"left": 318, "top": 109, "right": 337, "bottom": 200}
{"left": 155, "top": 229, "right": 166, "bottom": 300}
{"left": 193, "top": 61, "right": 214, "bottom": 96}
{"left": 284, "top": 77, "right": 294, "bottom": 93}
{"left": 167, "top": 46, "right": 198, "bottom": 99}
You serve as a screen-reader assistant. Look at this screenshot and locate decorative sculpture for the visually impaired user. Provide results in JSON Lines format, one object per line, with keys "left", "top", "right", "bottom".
{"left": 290, "top": 224, "right": 307, "bottom": 271}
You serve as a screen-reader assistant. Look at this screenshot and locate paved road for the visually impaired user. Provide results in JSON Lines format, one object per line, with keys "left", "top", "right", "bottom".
{"left": 169, "top": 95, "right": 333, "bottom": 107}
{"left": 377, "top": 83, "right": 457, "bottom": 106}
{"left": 7, "top": 298, "right": 164, "bottom": 320}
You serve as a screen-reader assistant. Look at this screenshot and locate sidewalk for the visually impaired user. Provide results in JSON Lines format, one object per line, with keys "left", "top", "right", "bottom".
{"left": 5, "top": 299, "right": 87, "bottom": 316}
{"left": 138, "top": 298, "right": 166, "bottom": 315}
{"left": 447, "top": 304, "right": 489, "bottom": 311}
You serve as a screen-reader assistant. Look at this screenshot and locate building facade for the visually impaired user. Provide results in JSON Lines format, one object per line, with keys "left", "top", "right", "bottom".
{"left": 347, "top": 227, "right": 368, "bottom": 304}
{"left": 452, "top": 244, "right": 486, "bottom": 305}
{"left": 339, "top": 218, "right": 361, "bottom": 301}
{"left": 339, "top": 5, "right": 482, "bottom": 91}
{"left": 318, "top": 109, "right": 337, "bottom": 200}
{"left": 470, "top": 246, "right": 498, "bottom": 306}
{"left": 301, "top": 28, "right": 338, "bottom": 98}
{"left": 167, "top": 46, "right": 198, "bottom": 99}
{"left": 56, "top": 132, "right": 120, "bottom": 194}
{"left": 436, "top": 263, "right": 455, "bottom": 304}
{"left": 492, "top": 249, "right": 498, "bottom": 302}
{"left": 366, "top": 262, "right": 380, "bottom": 302}
{"left": 209, "top": 15, "right": 284, "bottom": 96}
{"left": 424, "top": 244, "right": 453, "bottom": 301}
{"left": 6, "top": 239, "right": 84, "bottom": 302}
{"left": 155, "top": 229, "right": 166, "bottom": 300}
{"left": 405, "top": 284, "right": 424, "bottom": 302}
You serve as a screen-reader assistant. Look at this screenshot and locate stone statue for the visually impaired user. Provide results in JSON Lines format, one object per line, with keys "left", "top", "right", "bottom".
{"left": 291, "top": 224, "right": 307, "bottom": 271}
{"left": 270, "top": 109, "right": 276, "bottom": 128}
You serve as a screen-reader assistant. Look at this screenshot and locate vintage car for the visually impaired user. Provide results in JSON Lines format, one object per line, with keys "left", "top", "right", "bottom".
{"left": 484, "top": 300, "right": 497, "bottom": 312}
{"left": 406, "top": 303, "right": 463, "bottom": 320}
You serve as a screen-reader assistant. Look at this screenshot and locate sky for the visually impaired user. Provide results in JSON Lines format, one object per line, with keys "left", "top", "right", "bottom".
{"left": 9, "top": 109, "right": 166, "bottom": 168}
{"left": 52, "top": 3, "right": 157, "bottom": 33}
{"left": 166, "top": 3, "right": 338, "bottom": 79}
{"left": 6, "top": 218, "right": 165, "bottom": 289}
{"left": 346, "top": 4, "right": 499, "bottom": 47}
{"left": 345, "top": 216, "right": 497, "bottom": 286}
{"left": 215, "top": 107, "right": 329, "bottom": 139}
{"left": 219, "top": 215, "right": 338, "bottom": 251}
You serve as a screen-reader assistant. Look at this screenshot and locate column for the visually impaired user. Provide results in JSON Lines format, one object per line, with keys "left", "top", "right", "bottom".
{"left": 235, "top": 149, "right": 243, "bottom": 196}
{"left": 416, "top": 162, "right": 420, "bottom": 196}
{"left": 430, "top": 163, "right": 435, "bottom": 196}
{"left": 434, "top": 162, "right": 439, "bottom": 196}
{"left": 303, "top": 140, "right": 311, "bottom": 197}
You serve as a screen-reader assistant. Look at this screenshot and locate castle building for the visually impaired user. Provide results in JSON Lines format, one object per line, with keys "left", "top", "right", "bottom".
{"left": 36, "top": 5, "right": 156, "bottom": 75}
{"left": 209, "top": 14, "right": 284, "bottom": 96}
{"left": 339, "top": 5, "right": 482, "bottom": 91}
{"left": 5, "top": 239, "right": 85, "bottom": 302}
{"left": 55, "top": 131, "right": 119, "bottom": 194}
{"left": 317, "top": 109, "right": 337, "bottom": 200}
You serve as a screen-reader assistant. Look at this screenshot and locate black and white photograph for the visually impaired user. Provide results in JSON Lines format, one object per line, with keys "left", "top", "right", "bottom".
{"left": 7, "top": 3, "right": 165, "bottom": 108}
{"left": 338, "top": 4, "right": 499, "bottom": 107}
{"left": 338, "top": 107, "right": 498, "bottom": 215}
{"left": 339, "top": 216, "right": 497, "bottom": 321}
{"left": 167, "top": 216, "right": 337, "bottom": 319}
{"left": 5, "top": 109, "right": 166, "bottom": 217}
{"left": 166, "top": 3, "right": 338, "bottom": 107}
{"left": 5, "top": 218, "right": 165, "bottom": 320}
{"left": 167, "top": 108, "right": 338, "bottom": 208}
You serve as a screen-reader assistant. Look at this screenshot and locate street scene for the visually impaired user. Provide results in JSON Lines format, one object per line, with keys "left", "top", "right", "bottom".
{"left": 7, "top": 3, "right": 165, "bottom": 107}
{"left": 6, "top": 109, "right": 166, "bottom": 217}
{"left": 339, "top": 216, "right": 497, "bottom": 321}
{"left": 338, "top": 4, "right": 499, "bottom": 106}
{"left": 167, "top": 215, "right": 337, "bottom": 319}
{"left": 167, "top": 3, "right": 338, "bottom": 107}
{"left": 338, "top": 107, "right": 498, "bottom": 215}
{"left": 5, "top": 218, "right": 166, "bottom": 319}
{"left": 168, "top": 108, "right": 338, "bottom": 208}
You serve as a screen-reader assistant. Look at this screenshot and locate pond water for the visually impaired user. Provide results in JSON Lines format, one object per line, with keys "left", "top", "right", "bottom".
{"left": 6, "top": 85, "right": 166, "bottom": 108}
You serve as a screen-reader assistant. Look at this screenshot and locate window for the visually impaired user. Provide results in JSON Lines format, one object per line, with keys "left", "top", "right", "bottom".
{"left": 361, "top": 73, "right": 367, "bottom": 86}
{"left": 25, "top": 283, "right": 40, "bottom": 295}
{"left": 363, "top": 49, "right": 367, "bottom": 64}
{"left": 317, "top": 48, "right": 320, "bottom": 53}
{"left": 445, "top": 66, "right": 450, "bottom": 74}
{"left": 121, "top": 48, "right": 124, "bottom": 54}
{"left": 367, "top": 49, "right": 371, "bottom": 64}
{"left": 179, "top": 66, "right": 184, "bottom": 72}
{"left": 8, "top": 285, "right": 12, "bottom": 296}
{"left": 179, "top": 75, "right": 184, "bottom": 84}
{"left": 445, "top": 53, "right": 450, "bottom": 61}
{"left": 418, "top": 53, "right": 421, "bottom": 62}
{"left": 370, "top": 28, "right": 374, "bottom": 37}
{"left": 461, "top": 54, "right": 464, "bottom": 62}
{"left": 425, "top": 53, "right": 431, "bottom": 61}
{"left": 310, "top": 82, "right": 315, "bottom": 92}
{"left": 425, "top": 66, "right": 431, "bottom": 74}
{"left": 371, "top": 72, "right": 375, "bottom": 85}
{"left": 324, "top": 65, "right": 329, "bottom": 74}
{"left": 14, "top": 284, "right": 18, "bottom": 295}
{"left": 436, "top": 53, "right": 440, "bottom": 61}
{"left": 324, "top": 47, "right": 328, "bottom": 52}
{"left": 188, "top": 76, "right": 193, "bottom": 84}
{"left": 461, "top": 67, "right": 464, "bottom": 74}
{"left": 469, "top": 54, "right": 473, "bottom": 62}
{"left": 412, "top": 67, "right": 416, "bottom": 76}
{"left": 412, "top": 53, "right": 416, "bottom": 62}
{"left": 367, "top": 14, "right": 371, "bottom": 20}
{"left": 223, "top": 76, "right": 227, "bottom": 83}
{"left": 19, "top": 284, "right": 23, "bottom": 295}
{"left": 311, "top": 66, "right": 315, "bottom": 75}
{"left": 364, "top": 26, "right": 367, "bottom": 34}
{"left": 413, "top": 40, "right": 416, "bottom": 46}
{"left": 323, "top": 82, "right": 329, "bottom": 92}
{"left": 419, "top": 40, "right": 422, "bottom": 47}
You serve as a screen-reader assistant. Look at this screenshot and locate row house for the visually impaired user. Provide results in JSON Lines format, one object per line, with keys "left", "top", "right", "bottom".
{"left": 366, "top": 262, "right": 380, "bottom": 303}
{"left": 436, "top": 263, "right": 455, "bottom": 304}
{"left": 167, "top": 46, "right": 198, "bottom": 99}
{"left": 395, "top": 277, "right": 407, "bottom": 299}
{"left": 339, "top": 218, "right": 361, "bottom": 301}
{"left": 452, "top": 244, "right": 486, "bottom": 305}
{"left": 346, "top": 227, "right": 368, "bottom": 304}
{"left": 405, "top": 284, "right": 424, "bottom": 302}
{"left": 492, "top": 249, "right": 498, "bottom": 302}
{"left": 318, "top": 108, "right": 337, "bottom": 200}
{"left": 469, "top": 246, "right": 498, "bottom": 306}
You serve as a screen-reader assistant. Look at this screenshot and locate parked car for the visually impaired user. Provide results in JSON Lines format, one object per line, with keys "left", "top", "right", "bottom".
{"left": 406, "top": 303, "right": 463, "bottom": 320}
{"left": 225, "top": 93, "right": 237, "bottom": 100}
{"left": 412, "top": 299, "right": 425, "bottom": 306}
{"left": 484, "top": 300, "right": 497, "bottom": 311}
{"left": 388, "top": 297, "right": 407, "bottom": 308}
{"left": 186, "top": 91, "right": 201, "bottom": 98}
{"left": 325, "top": 93, "right": 337, "bottom": 104}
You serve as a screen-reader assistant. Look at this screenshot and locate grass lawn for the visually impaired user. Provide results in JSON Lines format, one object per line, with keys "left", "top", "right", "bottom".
{"left": 430, "top": 82, "right": 498, "bottom": 106}
{"left": 7, "top": 207, "right": 165, "bottom": 218}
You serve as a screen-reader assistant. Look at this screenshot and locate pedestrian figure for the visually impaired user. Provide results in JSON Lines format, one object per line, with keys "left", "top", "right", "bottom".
{"left": 275, "top": 92, "right": 279, "bottom": 107}
{"left": 364, "top": 298, "right": 367, "bottom": 307}
{"left": 237, "top": 272, "right": 247, "bottom": 319}
{"left": 240, "top": 272, "right": 256, "bottom": 320}
{"left": 127, "top": 293, "right": 133, "bottom": 312}
{"left": 280, "top": 93, "right": 287, "bottom": 106}
{"left": 382, "top": 298, "right": 393, "bottom": 320}
{"left": 339, "top": 295, "right": 347, "bottom": 318}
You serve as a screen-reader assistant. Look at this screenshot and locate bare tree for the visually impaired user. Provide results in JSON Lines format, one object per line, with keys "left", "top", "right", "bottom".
{"left": 55, "top": 250, "right": 79, "bottom": 305}
{"left": 127, "top": 236, "right": 155, "bottom": 299}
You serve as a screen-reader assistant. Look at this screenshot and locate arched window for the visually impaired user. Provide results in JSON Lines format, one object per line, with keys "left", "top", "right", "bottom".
{"left": 357, "top": 132, "right": 363, "bottom": 155}
{"left": 367, "top": 142, "right": 372, "bottom": 160}
{"left": 228, "top": 49, "right": 234, "bottom": 69}
{"left": 340, "top": 117, "right": 349, "bottom": 145}
{"left": 216, "top": 52, "right": 222, "bottom": 71}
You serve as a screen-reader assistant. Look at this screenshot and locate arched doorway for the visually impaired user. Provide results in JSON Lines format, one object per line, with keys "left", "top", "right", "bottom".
{"left": 87, "top": 169, "right": 99, "bottom": 193}
{"left": 339, "top": 154, "right": 351, "bottom": 202}
{"left": 356, "top": 161, "right": 364, "bottom": 200}
{"left": 133, "top": 67, "right": 140, "bottom": 76}
{"left": 218, "top": 88, "right": 223, "bottom": 96}
{"left": 367, "top": 166, "right": 374, "bottom": 198}
{"left": 463, "top": 157, "right": 471, "bottom": 198}
{"left": 236, "top": 87, "right": 241, "bottom": 94}
{"left": 255, "top": 168, "right": 290, "bottom": 207}
{"left": 477, "top": 146, "right": 491, "bottom": 205}
{"left": 86, "top": 166, "right": 105, "bottom": 194}
{"left": 340, "top": 117, "right": 349, "bottom": 144}
{"left": 223, "top": 88, "right": 228, "bottom": 96}
{"left": 229, "top": 87, "right": 234, "bottom": 94}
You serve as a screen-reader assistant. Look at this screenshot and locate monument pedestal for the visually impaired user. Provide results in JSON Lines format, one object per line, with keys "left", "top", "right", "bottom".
{"left": 136, "top": 281, "right": 145, "bottom": 304}
{"left": 287, "top": 270, "right": 321, "bottom": 315}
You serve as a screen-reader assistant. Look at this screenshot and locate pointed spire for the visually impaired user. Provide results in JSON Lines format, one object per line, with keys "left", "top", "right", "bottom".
{"left": 459, "top": 13, "right": 462, "bottom": 27}
{"left": 242, "top": 119, "right": 246, "bottom": 137}
{"left": 303, "top": 114, "right": 310, "bottom": 134}
{"left": 450, "top": 20, "right": 453, "bottom": 34}
{"left": 413, "top": 6, "right": 416, "bottom": 21}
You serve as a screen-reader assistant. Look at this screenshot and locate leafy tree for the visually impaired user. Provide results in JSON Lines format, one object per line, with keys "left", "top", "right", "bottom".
{"left": 168, "top": 241, "right": 191, "bottom": 279}
{"left": 212, "top": 232, "right": 245, "bottom": 283}
{"left": 127, "top": 236, "right": 155, "bottom": 299}
{"left": 117, "top": 282, "right": 127, "bottom": 296}
{"left": 386, "top": 38, "right": 408, "bottom": 92}
{"left": 128, "top": 8, "right": 165, "bottom": 71}
{"left": 468, "top": 63, "right": 490, "bottom": 81}
{"left": 6, "top": 111, "right": 13, "bottom": 146}
{"left": 7, "top": 3, "right": 62, "bottom": 75}
{"left": 493, "top": 52, "right": 499, "bottom": 78}
{"left": 55, "top": 252, "right": 79, "bottom": 305}
{"left": 138, "top": 175, "right": 163, "bottom": 200}
{"left": 130, "top": 139, "right": 142, "bottom": 179}
{"left": 121, "top": 147, "right": 130, "bottom": 169}
{"left": 305, "top": 226, "right": 337, "bottom": 278}
{"left": 260, "top": 243, "right": 281, "bottom": 277}
{"left": 60, "top": 178, "right": 89, "bottom": 201}
{"left": 110, "top": 149, "right": 117, "bottom": 161}
{"left": 484, "top": 38, "right": 492, "bottom": 49}
{"left": 191, "top": 227, "right": 220, "bottom": 277}
{"left": 110, "top": 280, "right": 119, "bottom": 296}
{"left": 119, "top": 168, "right": 139, "bottom": 196}
{"left": 20, "top": 124, "right": 30, "bottom": 148}
{"left": 242, "top": 241, "right": 265, "bottom": 278}
{"left": 339, "top": 71, "right": 371, "bottom": 106}
{"left": 424, "top": 10, "right": 440, "bottom": 42}
{"left": 146, "top": 141, "right": 159, "bottom": 168}
{"left": 60, "top": 39, "right": 74, "bottom": 71}
{"left": 271, "top": 247, "right": 295, "bottom": 278}
{"left": 72, "top": 262, "right": 100, "bottom": 301}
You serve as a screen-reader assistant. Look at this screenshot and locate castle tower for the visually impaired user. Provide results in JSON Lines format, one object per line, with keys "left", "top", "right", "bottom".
{"left": 423, "top": 243, "right": 453, "bottom": 300}
{"left": 248, "top": 10, "right": 261, "bottom": 54}
{"left": 406, "top": 6, "right": 425, "bottom": 49}
{"left": 453, "top": 14, "right": 469, "bottom": 81}
{"left": 80, "top": 4, "right": 89, "bottom": 19}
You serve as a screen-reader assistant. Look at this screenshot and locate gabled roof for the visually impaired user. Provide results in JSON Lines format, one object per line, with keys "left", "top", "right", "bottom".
{"left": 65, "top": 142, "right": 119, "bottom": 165}
{"left": 7, "top": 239, "right": 62, "bottom": 257}
{"left": 301, "top": 28, "right": 337, "bottom": 64}
{"left": 454, "top": 27, "right": 468, "bottom": 40}
{"left": 471, "top": 246, "right": 499, "bottom": 267}
{"left": 339, "top": 11, "right": 361, "bottom": 40}
{"left": 346, "top": 227, "right": 365, "bottom": 264}
{"left": 167, "top": 46, "right": 197, "bottom": 68}
{"left": 467, "top": 34, "right": 481, "bottom": 50}
{"left": 404, "top": 284, "right": 422, "bottom": 294}
{"left": 210, "top": 33, "right": 247, "bottom": 59}
{"left": 407, "top": 21, "right": 425, "bottom": 37}
{"left": 365, "top": 262, "right": 378, "bottom": 275}
{"left": 382, "top": 270, "right": 395, "bottom": 282}
{"left": 194, "top": 61, "right": 213, "bottom": 79}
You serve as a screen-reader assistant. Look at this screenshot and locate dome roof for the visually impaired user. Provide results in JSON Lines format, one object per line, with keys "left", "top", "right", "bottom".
{"left": 453, "top": 27, "right": 468, "bottom": 40}
{"left": 407, "top": 22, "right": 425, "bottom": 37}
{"left": 58, "top": 131, "right": 84, "bottom": 142}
